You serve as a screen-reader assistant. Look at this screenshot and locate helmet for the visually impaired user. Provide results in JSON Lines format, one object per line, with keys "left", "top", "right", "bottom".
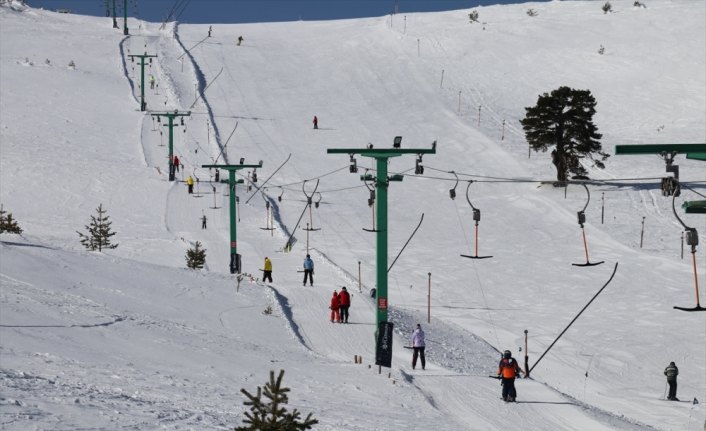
{"left": 503, "top": 350, "right": 511, "bottom": 359}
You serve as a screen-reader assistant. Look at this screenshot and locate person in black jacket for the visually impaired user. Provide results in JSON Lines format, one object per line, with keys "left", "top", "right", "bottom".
{"left": 664, "top": 361, "right": 679, "bottom": 401}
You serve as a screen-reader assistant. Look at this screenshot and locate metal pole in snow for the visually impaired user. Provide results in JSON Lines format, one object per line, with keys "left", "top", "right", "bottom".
{"left": 458, "top": 91, "right": 462, "bottom": 114}
{"left": 601, "top": 192, "right": 605, "bottom": 224}
{"left": 640, "top": 216, "right": 646, "bottom": 248}
{"left": 417, "top": 38, "right": 420, "bottom": 57}
{"left": 477, "top": 105, "right": 481, "bottom": 127}
{"left": 427, "top": 272, "right": 431, "bottom": 323}
{"left": 440, "top": 69, "right": 444, "bottom": 89}
{"left": 358, "top": 261, "right": 362, "bottom": 293}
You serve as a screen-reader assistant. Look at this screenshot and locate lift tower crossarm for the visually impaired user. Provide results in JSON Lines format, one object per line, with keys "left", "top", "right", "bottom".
{"left": 614, "top": 143, "right": 706, "bottom": 161}
{"left": 202, "top": 162, "right": 262, "bottom": 274}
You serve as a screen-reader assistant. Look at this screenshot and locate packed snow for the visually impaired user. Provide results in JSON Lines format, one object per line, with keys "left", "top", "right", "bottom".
{"left": 1, "top": 0, "right": 705, "bottom": 429}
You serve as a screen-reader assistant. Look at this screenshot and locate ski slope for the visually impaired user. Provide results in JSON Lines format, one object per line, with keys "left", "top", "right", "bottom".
{"left": 1, "top": 1, "right": 705, "bottom": 429}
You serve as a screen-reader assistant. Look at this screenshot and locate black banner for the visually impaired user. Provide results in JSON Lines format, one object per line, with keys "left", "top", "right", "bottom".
{"left": 375, "top": 321, "right": 394, "bottom": 368}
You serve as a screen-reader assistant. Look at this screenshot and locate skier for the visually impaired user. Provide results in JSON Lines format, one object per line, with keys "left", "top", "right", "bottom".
{"left": 329, "top": 290, "right": 340, "bottom": 323}
{"left": 302, "top": 254, "right": 314, "bottom": 286}
{"left": 497, "top": 350, "right": 523, "bottom": 402}
{"left": 237, "top": 35, "right": 244, "bottom": 46}
{"left": 312, "top": 115, "right": 318, "bottom": 129}
{"left": 664, "top": 361, "right": 679, "bottom": 401}
{"left": 173, "top": 155, "right": 180, "bottom": 173}
{"left": 263, "top": 257, "right": 273, "bottom": 283}
{"left": 411, "top": 324, "right": 425, "bottom": 370}
{"left": 338, "top": 287, "right": 351, "bottom": 323}
{"left": 208, "top": 25, "right": 212, "bottom": 37}
{"left": 201, "top": 214, "right": 207, "bottom": 229}
{"left": 149, "top": 74, "right": 155, "bottom": 89}
{"left": 186, "top": 175, "right": 194, "bottom": 194}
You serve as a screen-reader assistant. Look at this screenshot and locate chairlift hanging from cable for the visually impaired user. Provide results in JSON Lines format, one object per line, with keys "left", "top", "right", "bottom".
{"left": 302, "top": 179, "right": 321, "bottom": 231}
{"left": 571, "top": 183, "right": 604, "bottom": 267}
{"left": 460, "top": 181, "right": 493, "bottom": 259}
{"left": 671, "top": 185, "right": 704, "bottom": 312}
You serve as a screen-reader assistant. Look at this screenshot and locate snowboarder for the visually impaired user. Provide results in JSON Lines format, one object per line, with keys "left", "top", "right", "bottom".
{"left": 237, "top": 36, "right": 243, "bottom": 46}
{"left": 173, "top": 155, "right": 180, "bottom": 172}
{"left": 302, "top": 254, "right": 314, "bottom": 286}
{"left": 186, "top": 175, "right": 194, "bottom": 194}
{"left": 201, "top": 214, "right": 207, "bottom": 229}
{"left": 411, "top": 324, "right": 425, "bottom": 370}
{"left": 330, "top": 290, "right": 340, "bottom": 323}
{"left": 312, "top": 115, "right": 318, "bottom": 129}
{"left": 664, "top": 361, "right": 679, "bottom": 401}
{"left": 263, "top": 257, "right": 273, "bottom": 283}
{"left": 497, "top": 350, "right": 523, "bottom": 402}
{"left": 149, "top": 74, "right": 155, "bottom": 89}
{"left": 338, "top": 287, "right": 351, "bottom": 323}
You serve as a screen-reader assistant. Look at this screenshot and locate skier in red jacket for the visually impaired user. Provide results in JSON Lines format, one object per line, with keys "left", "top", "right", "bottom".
{"left": 338, "top": 287, "right": 351, "bottom": 323}
{"left": 330, "top": 290, "right": 340, "bottom": 323}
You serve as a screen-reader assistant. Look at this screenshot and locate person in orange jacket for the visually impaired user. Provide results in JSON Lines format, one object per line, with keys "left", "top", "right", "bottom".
{"left": 329, "top": 290, "right": 340, "bottom": 323}
{"left": 497, "top": 350, "right": 523, "bottom": 402}
{"left": 338, "top": 286, "right": 351, "bottom": 323}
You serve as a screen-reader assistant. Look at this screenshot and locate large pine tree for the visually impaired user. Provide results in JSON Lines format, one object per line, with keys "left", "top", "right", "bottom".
{"left": 235, "top": 370, "right": 318, "bottom": 431}
{"left": 520, "top": 86, "right": 609, "bottom": 182}
{"left": 77, "top": 204, "right": 118, "bottom": 251}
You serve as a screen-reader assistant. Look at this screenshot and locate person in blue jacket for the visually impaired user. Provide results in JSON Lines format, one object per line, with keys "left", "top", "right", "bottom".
{"left": 303, "top": 254, "right": 314, "bottom": 286}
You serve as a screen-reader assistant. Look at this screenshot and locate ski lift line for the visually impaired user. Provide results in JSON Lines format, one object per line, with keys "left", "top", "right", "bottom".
{"left": 388, "top": 213, "right": 424, "bottom": 273}
{"left": 177, "top": 34, "right": 210, "bottom": 61}
{"left": 265, "top": 165, "right": 350, "bottom": 188}
{"left": 244, "top": 153, "right": 292, "bottom": 204}
{"left": 681, "top": 183, "right": 706, "bottom": 199}
{"left": 530, "top": 262, "right": 619, "bottom": 375}
{"left": 190, "top": 67, "right": 224, "bottom": 109}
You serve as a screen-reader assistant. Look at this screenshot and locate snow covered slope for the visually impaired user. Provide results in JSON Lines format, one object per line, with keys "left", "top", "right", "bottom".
{"left": 1, "top": 1, "right": 704, "bottom": 429}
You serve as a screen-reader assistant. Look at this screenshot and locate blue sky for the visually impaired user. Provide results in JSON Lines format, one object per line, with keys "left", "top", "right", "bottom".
{"left": 29, "top": 0, "right": 538, "bottom": 24}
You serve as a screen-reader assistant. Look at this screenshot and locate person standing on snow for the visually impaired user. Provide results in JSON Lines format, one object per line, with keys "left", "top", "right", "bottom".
{"left": 411, "top": 324, "right": 426, "bottom": 370}
{"left": 329, "top": 290, "right": 340, "bottom": 323}
{"left": 497, "top": 350, "right": 523, "bottom": 402}
{"left": 312, "top": 115, "right": 318, "bottom": 129}
{"left": 149, "top": 74, "right": 155, "bottom": 89}
{"left": 664, "top": 361, "right": 679, "bottom": 401}
{"left": 186, "top": 175, "right": 194, "bottom": 194}
{"left": 263, "top": 257, "right": 273, "bottom": 283}
{"left": 201, "top": 214, "right": 207, "bottom": 229}
{"left": 173, "top": 155, "right": 180, "bottom": 173}
{"left": 338, "top": 286, "right": 351, "bottom": 323}
{"left": 302, "top": 254, "right": 314, "bottom": 286}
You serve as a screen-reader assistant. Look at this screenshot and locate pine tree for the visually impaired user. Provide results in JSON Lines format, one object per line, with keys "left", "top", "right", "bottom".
{"left": 520, "top": 86, "right": 609, "bottom": 183}
{"left": 235, "top": 370, "right": 318, "bottom": 431}
{"left": 77, "top": 204, "right": 118, "bottom": 251}
{"left": 0, "top": 205, "right": 23, "bottom": 234}
{"left": 186, "top": 241, "right": 206, "bottom": 269}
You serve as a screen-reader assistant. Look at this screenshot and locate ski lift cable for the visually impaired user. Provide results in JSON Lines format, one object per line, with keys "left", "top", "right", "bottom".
{"left": 267, "top": 165, "right": 349, "bottom": 188}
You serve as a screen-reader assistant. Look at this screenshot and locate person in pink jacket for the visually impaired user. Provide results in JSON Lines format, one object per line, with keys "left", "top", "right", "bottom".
{"left": 329, "top": 291, "right": 340, "bottom": 323}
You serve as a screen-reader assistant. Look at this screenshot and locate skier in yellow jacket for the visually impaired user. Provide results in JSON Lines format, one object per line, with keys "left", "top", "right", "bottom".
{"left": 186, "top": 175, "right": 194, "bottom": 194}
{"left": 263, "top": 257, "right": 273, "bottom": 282}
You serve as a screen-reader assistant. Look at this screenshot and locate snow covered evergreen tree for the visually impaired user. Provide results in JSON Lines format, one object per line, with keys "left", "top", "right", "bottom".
{"left": 77, "top": 204, "right": 118, "bottom": 251}
{"left": 0, "top": 205, "right": 23, "bottom": 234}
{"left": 235, "top": 369, "right": 318, "bottom": 431}
{"left": 520, "top": 86, "right": 609, "bottom": 183}
{"left": 186, "top": 241, "right": 206, "bottom": 269}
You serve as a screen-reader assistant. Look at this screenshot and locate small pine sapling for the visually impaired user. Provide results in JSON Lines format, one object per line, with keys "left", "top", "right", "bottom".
{"left": 235, "top": 370, "right": 318, "bottom": 431}
{"left": 0, "top": 205, "right": 23, "bottom": 234}
{"left": 598, "top": 45, "right": 605, "bottom": 55}
{"left": 526, "top": 9, "right": 538, "bottom": 17}
{"left": 77, "top": 204, "right": 118, "bottom": 251}
{"left": 633, "top": 1, "right": 646, "bottom": 8}
{"left": 186, "top": 241, "right": 206, "bottom": 269}
{"left": 602, "top": 2, "right": 612, "bottom": 14}
{"left": 468, "top": 10, "right": 479, "bottom": 23}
